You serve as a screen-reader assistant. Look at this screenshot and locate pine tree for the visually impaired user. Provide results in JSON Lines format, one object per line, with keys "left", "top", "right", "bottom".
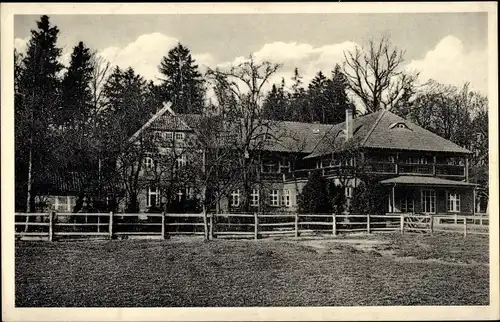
{"left": 288, "top": 68, "right": 308, "bottom": 122}
{"left": 158, "top": 43, "right": 205, "bottom": 114}
{"left": 262, "top": 78, "right": 289, "bottom": 121}
{"left": 60, "top": 41, "right": 94, "bottom": 128}
{"left": 15, "top": 15, "right": 63, "bottom": 212}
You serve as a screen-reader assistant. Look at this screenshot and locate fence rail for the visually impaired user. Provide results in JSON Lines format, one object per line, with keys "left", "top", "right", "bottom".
{"left": 15, "top": 212, "right": 489, "bottom": 241}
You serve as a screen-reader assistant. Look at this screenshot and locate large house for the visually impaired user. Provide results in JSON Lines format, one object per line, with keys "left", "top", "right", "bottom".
{"left": 125, "top": 103, "right": 478, "bottom": 216}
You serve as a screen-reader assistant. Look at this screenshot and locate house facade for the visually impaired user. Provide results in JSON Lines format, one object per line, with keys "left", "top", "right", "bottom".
{"left": 127, "top": 103, "right": 478, "bottom": 216}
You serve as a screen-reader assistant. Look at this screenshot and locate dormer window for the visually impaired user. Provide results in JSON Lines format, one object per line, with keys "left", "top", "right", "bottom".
{"left": 389, "top": 122, "right": 410, "bottom": 130}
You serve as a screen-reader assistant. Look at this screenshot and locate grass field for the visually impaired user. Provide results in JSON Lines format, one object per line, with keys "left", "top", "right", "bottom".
{"left": 15, "top": 232, "right": 489, "bottom": 307}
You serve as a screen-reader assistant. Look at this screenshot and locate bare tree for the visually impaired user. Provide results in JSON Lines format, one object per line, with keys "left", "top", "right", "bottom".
{"left": 206, "top": 55, "right": 282, "bottom": 212}
{"left": 343, "top": 36, "right": 419, "bottom": 113}
{"left": 89, "top": 52, "right": 112, "bottom": 116}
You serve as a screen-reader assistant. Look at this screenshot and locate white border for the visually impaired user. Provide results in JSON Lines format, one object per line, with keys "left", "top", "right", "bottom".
{"left": 2, "top": 2, "right": 498, "bottom": 321}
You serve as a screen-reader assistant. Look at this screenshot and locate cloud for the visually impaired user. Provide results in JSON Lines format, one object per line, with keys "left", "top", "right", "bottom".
{"left": 14, "top": 38, "right": 28, "bottom": 54}
{"left": 217, "top": 40, "right": 359, "bottom": 94}
{"left": 405, "top": 35, "right": 488, "bottom": 93}
{"left": 97, "top": 33, "right": 179, "bottom": 83}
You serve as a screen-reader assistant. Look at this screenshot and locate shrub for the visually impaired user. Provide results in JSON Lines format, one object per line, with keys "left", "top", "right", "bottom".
{"left": 350, "top": 178, "right": 390, "bottom": 216}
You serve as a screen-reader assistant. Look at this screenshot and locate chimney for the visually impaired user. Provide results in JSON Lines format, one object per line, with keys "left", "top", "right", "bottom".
{"left": 345, "top": 108, "right": 353, "bottom": 141}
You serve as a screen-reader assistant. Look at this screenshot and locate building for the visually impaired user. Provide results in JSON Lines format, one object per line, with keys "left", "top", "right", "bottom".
{"left": 126, "top": 103, "right": 478, "bottom": 216}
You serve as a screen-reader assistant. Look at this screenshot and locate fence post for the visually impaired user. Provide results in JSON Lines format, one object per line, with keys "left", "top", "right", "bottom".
{"left": 463, "top": 217, "right": 467, "bottom": 238}
{"left": 97, "top": 214, "right": 101, "bottom": 233}
{"left": 109, "top": 211, "right": 114, "bottom": 240}
{"left": 161, "top": 212, "right": 166, "bottom": 240}
{"left": 332, "top": 213, "right": 337, "bottom": 236}
{"left": 49, "top": 212, "right": 54, "bottom": 241}
{"left": 400, "top": 214, "right": 404, "bottom": 234}
{"left": 254, "top": 212, "right": 259, "bottom": 240}
{"left": 367, "top": 213, "right": 371, "bottom": 234}
{"left": 209, "top": 214, "right": 214, "bottom": 240}
{"left": 429, "top": 214, "right": 434, "bottom": 234}
{"left": 454, "top": 213, "right": 458, "bottom": 224}
{"left": 295, "top": 213, "right": 299, "bottom": 238}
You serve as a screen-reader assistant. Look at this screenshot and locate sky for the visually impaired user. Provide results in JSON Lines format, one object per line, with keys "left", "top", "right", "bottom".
{"left": 14, "top": 13, "right": 489, "bottom": 95}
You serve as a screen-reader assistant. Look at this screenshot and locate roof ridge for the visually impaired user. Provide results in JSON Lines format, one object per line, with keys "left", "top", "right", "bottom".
{"left": 361, "top": 109, "right": 386, "bottom": 146}
{"left": 128, "top": 102, "right": 174, "bottom": 143}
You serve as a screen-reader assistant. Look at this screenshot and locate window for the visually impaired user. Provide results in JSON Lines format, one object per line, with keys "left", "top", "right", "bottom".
{"left": 166, "top": 131, "right": 173, "bottom": 140}
{"left": 279, "top": 160, "right": 291, "bottom": 173}
{"left": 417, "top": 157, "right": 429, "bottom": 164}
{"left": 147, "top": 187, "right": 159, "bottom": 207}
{"left": 388, "top": 156, "right": 395, "bottom": 163}
{"left": 54, "top": 196, "right": 73, "bottom": 212}
{"left": 345, "top": 187, "right": 353, "bottom": 199}
{"left": 400, "top": 194, "right": 414, "bottom": 213}
{"left": 185, "top": 187, "right": 194, "bottom": 200}
{"left": 154, "top": 131, "right": 164, "bottom": 140}
{"left": 144, "top": 157, "right": 154, "bottom": 168}
{"left": 282, "top": 189, "right": 291, "bottom": 207}
{"left": 270, "top": 189, "right": 280, "bottom": 207}
{"left": 176, "top": 190, "right": 184, "bottom": 202}
{"left": 250, "top": 189, "right": 259, "bottom": 207}
{"left": 230, "top": 190, "right": 240, "bottom": 207}
{"left": 176, "top": 154, "right": 187, "bottom": 168}
{"left": 447, "top": 192, "right": 461, "bottom": 212}
{"left": 175, "top": 132, "right": 185, "bottom": 140}
{"left": 421, "top": 189, "right": 436, "bottom": 214}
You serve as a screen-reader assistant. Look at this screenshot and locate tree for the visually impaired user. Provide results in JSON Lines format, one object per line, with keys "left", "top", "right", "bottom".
{"left": 15, "top": 15, "right": 63, "bottom": 212}
{"left": 206, "top": 55, "right": 282, "bottom": 212}
{"left": 343, "top": 36, "right": 419, "bottom": 113}
{"left": 288, "top": 68, "right": 308, "bottom": 122}
{"left": 350, "top": 178, "right": 390, "bottom": 216}
{"left": 297, "top": 171, "right": 333, "bottom": 214}
{"left": 59, "top": 41, "right": 93, "bottom": 128}
{"left": 306, "top": 66, "right": 354, "bottom": 124}
{"left": 262, "top": 79, "right": 289, "bottom": 121}
{"left": 158, "top": 43, "right": 206, "bottom": 114}
{"left": 101, "top": 66, "right": 157, "bottom": 212}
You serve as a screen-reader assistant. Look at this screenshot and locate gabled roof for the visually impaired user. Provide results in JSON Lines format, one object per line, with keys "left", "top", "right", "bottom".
{"left": 380, "top": 176, "right": 478, "bottom": 187}
{"left": 128, "top": 103, "right": 333, "bottom": 154}
{"left": 129, "top": 104, "right": 471, "bottom": 157}
{"left": 306, "top": 109, "right": 471, "bottom": 159}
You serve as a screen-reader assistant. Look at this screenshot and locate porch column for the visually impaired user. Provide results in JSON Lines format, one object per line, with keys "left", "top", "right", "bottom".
{"left": 395, "top": 152, "right": 399, "bottom": 174}
{"left": 473, "top": 187, "right": 476, "bottom": 215}
{"left": 392, "top": 184, "right": 396, "bottom": 213}
{"left": 465, "top": 157, "right": 469, "bottom": 182}
{"left": 433, "top": 155, "right": 436, "bottom": 176}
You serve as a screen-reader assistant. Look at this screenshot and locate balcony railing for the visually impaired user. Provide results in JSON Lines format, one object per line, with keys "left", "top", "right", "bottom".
{"left": 435, "top": 164, "right": 465, "bottom": 176}
{"left": 363, "top": 162, "right": 397, "bottom": 174}
{"left": 398, "top": 163, "right": 434, "bottom": 175}
{"left": 267, "top": 162, "right": 466, "bottom": 183}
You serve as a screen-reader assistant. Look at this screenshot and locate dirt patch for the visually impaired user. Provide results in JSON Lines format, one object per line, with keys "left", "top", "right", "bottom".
{"left": 294, "top": 237, "right": 487, "bottom": 267}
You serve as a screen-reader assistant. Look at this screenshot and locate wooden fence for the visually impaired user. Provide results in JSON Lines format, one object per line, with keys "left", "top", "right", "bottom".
{"left": 15, "top": 212, "right": 489, "bottom": 241}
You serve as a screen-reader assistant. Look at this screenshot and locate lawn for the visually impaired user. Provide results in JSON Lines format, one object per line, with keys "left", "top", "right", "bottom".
{"left": 15, "top": 232, "right": 489, "bottom": 307}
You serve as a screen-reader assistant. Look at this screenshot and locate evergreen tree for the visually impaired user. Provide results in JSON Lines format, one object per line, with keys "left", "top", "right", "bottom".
{"left": 262, "top": 78, "right": 289, "bottom": 121}
{"left": 15, "top": 15, "right": 63, "bottom": 212}
{"left": 158, "top": 43, "right": 205, "bottom": 114}
{"left": 297, "top": 171, "right": 333, "bottom": 213}
{"left": 306, "top": 65, "right": 353, "bottom": 124}
{"left": 59, "top": 41, "right": 93, "bottom": 128}
{"left": 288, "top": 68, "right": 308, "bottom": 122}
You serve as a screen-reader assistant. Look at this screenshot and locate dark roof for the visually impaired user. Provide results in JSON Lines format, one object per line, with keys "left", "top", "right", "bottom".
{"left": 306, "top": 109, "right": 471, "bottom": 158}
{"left": 130, "top": 104, "right": 471, "bottom": 157}
{"left": 379, "top": 176, "right": 478, "bottom": 186}
{"left": 130, "top": 103, "right": 333, "bottom": 154}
